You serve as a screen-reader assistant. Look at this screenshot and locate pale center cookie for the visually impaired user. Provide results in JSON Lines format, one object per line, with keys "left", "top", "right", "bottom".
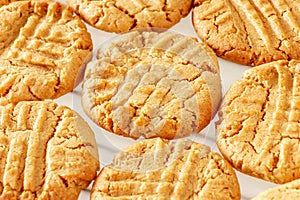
{"left": 217, "top": 60, "right": 300, "bottom": 184}
{"left": 82, "top": 31, "right": 222, "bottom": 139}
{"left": 0, "top": 101, "right": 99, "bottom": 200}
{"left": 91, "top": 138, "right": 241, "bottom": 200}
{"left": 66, "top": 0, "right": 193, "bottom": 33}
{"left": 0, "top": 1, "right": 92, "bottom": 105}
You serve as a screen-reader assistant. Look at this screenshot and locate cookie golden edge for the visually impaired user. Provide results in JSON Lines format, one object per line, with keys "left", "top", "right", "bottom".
{"left": 90, "top": 138, "right": 240, "bottom": 200}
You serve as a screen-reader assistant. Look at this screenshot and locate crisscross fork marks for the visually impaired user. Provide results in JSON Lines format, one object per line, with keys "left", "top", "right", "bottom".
{"left": 0, "top": 102, "right": 60, "bottom": 198}
{"left": 91, "top": 138, "right": 240, "bottom": 199}
{"left": 0, "top": 1, "right": 92, "bottom": 104}
{"left": 104, "top": 49, "right": 203, "bottom": 138}
{"left": 83, "top": 31, "right": 221, "bottom": 139}
{"left": 0, "top": 102, "right": 99, "bottom": 199}
{"left": 4, "top": 2, "right": 85, "bottom": 69}
{"left": 193, "top": 0, "right": 300, "bottom": 65}
{"left": 217, "top": 60, "right": 300, "bottom": 183}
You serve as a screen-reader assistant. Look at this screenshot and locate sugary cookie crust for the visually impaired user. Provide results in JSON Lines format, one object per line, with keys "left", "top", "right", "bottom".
{"left": 0, "top": 1, "right": 92, "bottom": 105}
{"left": 91, "top": 138, "right": 240, "bottom": 200}
{"left": 217, "top": 60, "right": 300, "bottom": 184}
{"left": 66, "top": 0, "right": 193, "bottom": 33}
{"left": 193, "top": 0, "right": 300, "bottom": 66}
{"left": 82, "top": 31, "right": 222, "bottom": 139}
{"left": 0, "top": 101, "right": 99, "bottom": 200}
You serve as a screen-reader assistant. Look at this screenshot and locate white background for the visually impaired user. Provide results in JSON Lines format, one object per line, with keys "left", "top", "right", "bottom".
{"left": 55, "top": 1, "right": 279, "bottom": 199}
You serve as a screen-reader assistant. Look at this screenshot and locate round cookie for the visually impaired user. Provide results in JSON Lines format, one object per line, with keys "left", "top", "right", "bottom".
{"left": 91, "top": 138, "right": 240, "bottom": 200}
{"left": 82, "top": 30, "right": 222, "bottom": 139}
{"left": 0, "top": 0, "right": 92, "bottom": 105}
{"left": 66, "top": 0, "right": 192, "bottom": 33}
{"left": 252, "top": 179, "right": 300, "bottom": 200}
{"left": 192, "top": 0, "right": 300, "bottom": 66}
{"left": 0, "top": 101, "right": 99, "bottom": 199}
{"left": 217, "top": 60, "right": 300, "bottom": 184}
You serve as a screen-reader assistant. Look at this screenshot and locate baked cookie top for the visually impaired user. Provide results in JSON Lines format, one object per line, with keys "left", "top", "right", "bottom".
{"left": 82, "top": 30, "right": 222, "bottom": 139}
{"left": 0, "top": 0, "right": 92, "bottom": 105}
{"left": 91, "top": 138, "right": 240, "bottom": 200}
{"left": 217, "top": 60, "right": 300, "bottom": 184}
{"left": 192, "top": 0, "right": 300, "bottom": 66}
{"left": 66, "top": 0, "right": 192, "bottom": 33}
{"left": 252, "top": 179, "right": 300, "bottom": 200}
{"left": 0, "top": 101, "right": 99, "bottom": 199}
{"left": 0, "top": 0, "right": 12, "bottom": 7}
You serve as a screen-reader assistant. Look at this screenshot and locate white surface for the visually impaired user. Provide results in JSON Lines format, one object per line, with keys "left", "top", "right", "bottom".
{"left": 55, "top": 1, "right": 279, "bottom": 199}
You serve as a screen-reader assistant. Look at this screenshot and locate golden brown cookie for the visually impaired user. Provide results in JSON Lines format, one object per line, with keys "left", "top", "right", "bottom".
{"left": 192, "top": 0, "right": 300, "bottom": 66}
{"left": 0, "top": 101, "right": 99, "bottom": 200}
{"left": 252, "top": 179, "right": 300, "bottom": 200}
{"left": 82, "top": 30, "right": 222, "bottom": 139}
{"left": 217, "top": 60, "right": 300, "bottom": 184}
{"left": 66, "top": 0, "right": 192, "bottom": 33}
{"left": 0, "top": 0, "right": 92, "bottom": 105}
{"left": 91, "top": 138, "right": 240, "bottom": 200}
{"left": 0, "top": 0, "right": 12, "bottom": 7}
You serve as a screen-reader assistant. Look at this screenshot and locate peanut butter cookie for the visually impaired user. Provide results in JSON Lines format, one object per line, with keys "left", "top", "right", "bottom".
{"left": 66, "top": 0, "right": 193, "bottom": 33}
{"left": 217, "top": 60, "right": 300, "bottom": 184}
{"left": 193, "top": 0, "right": 300, "bottom": 66}
{"left": 82, "top": 31, "right": 222, "bottom": 139}
{"left": 0, "top": 1, "right": 92, "bottom": 105}
{"left": 91, "top": 138, "right": 240, "bottom": 200}
{"left": 0, "top": 101, "right": 99, "bottom": 199}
